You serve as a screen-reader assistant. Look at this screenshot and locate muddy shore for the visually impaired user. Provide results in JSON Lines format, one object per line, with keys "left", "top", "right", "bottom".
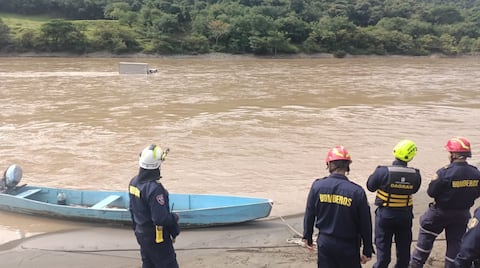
{"left": 1, "top": 191, "right": 478, "bottom": 268}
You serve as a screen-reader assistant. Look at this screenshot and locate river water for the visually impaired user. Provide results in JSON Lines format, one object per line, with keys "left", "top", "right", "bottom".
{"left": 1, "top": 56, "right": 480, "bottom": 243}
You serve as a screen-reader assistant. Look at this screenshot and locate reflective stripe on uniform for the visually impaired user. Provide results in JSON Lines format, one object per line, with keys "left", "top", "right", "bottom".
{"left": 445, "top": 256, "right": 455, "bottom": 263}
{"left": 419, "top": 226, "right": 440, "bottom": 237}
{"left": 376, "top": 189, "right": 412, "bottom": 207}
{"left": 414, "top": 245, "right": 432, "bottom": 253}
{"left": 129, "top": 185, "right": 141, "bottom": 198}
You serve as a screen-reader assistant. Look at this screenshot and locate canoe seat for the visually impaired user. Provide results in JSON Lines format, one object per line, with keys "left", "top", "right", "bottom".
{"left": 16, "top": 189, "right": 41, "bottom": 198}
{"left": 91, "top": 195, "right": 121, "bottom": 209}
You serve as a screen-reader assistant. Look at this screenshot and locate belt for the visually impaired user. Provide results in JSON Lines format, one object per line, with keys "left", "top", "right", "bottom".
{"left": 318, "top": 233, "right": 359, "bottom": 244}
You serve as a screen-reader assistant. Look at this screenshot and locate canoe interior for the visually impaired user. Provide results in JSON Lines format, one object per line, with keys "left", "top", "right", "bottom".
{"left": 10, "top": 186, "right": 272, "bottom": 210}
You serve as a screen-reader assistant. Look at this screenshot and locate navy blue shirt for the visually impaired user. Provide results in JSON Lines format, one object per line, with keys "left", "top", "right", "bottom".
{"left": 428, "top": 162, "right": 480, "bottom": 210}
{"left": 455, "top": 207, "right": 480, "bottom": 267}
{"left": 129, "top": 169, "right": 179, "bottom": 238}
{"left": 303, "top": 173, "right": 373, "bottom": 257}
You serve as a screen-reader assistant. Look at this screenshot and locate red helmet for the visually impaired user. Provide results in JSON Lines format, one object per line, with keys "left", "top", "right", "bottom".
{"left": 325, "top": 146, "right": 352, "bottom": 163}
{"left": 445, "top": 137, "right": 471, "bottom": 153}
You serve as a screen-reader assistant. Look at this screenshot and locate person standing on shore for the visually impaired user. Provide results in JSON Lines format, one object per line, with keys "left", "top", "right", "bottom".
{"left": 366, "top": 140, "right": 422, "bottom": 268}
{"left": 454, "top": 206, "right": 480, "bottom": 268}
{"left": 129, "top": 144, "right": 180, "bottom": 268}
{"left": 409, "top": 137, "right": 480, "bottom": 268}
{"left": 303, "top": 145, "right": 373, "bottom": 268}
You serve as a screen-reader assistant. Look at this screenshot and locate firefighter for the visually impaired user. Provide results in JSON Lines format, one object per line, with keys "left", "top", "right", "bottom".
{"left": 367, "top": 139, "right": 422, "bottom": 268}
{"left": 303, "top": 145, "right": 373, "bottom": 268}
{"left": 454, "top": 206, "right": 480, "bottom": 268}
{"left": 410, "top": 137, "right": 480, "bottom": 268}
{"left": 129, "top": 144, "right": 180, "bottom": 268}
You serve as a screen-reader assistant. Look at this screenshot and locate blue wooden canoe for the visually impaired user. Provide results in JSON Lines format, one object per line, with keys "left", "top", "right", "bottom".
{"left": 0, "top": 185, "right": 273, "bottom": 227}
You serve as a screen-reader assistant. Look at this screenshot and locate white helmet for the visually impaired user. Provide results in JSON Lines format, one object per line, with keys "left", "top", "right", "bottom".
{"left": 4, "top": 164, "right": 23, "bottom": 187}
{"left": 139, "top": 144, "right": 169, "bottom": 169}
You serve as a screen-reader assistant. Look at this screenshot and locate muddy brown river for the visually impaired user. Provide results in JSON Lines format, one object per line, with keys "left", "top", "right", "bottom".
{"left": 1, "top": 56, "right": 479, "bottom": 242}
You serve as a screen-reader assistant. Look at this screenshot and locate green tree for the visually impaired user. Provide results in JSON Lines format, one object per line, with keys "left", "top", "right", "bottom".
{"left": 416, "top": 34, "right": 440, "bottom": 54}
{"left": 16, "top": 29, "right": 39, "bottom": 51}
{"left": 458, "top": 36, "right": 476, "bottom": 53}
{"left": 226, "top": 15, "right": 254, "bottom": 53}
{"left": 367, "top": 27, "right": 414, "bottom": 54}
{"left": 152, "top": 12, "right": 183, "bottom": 34}
{"left": 327, "top": 0, "right": 351, "bottom": 18}
{"left": 54, "top": 0, "right": 106, "bottom": 19}
{"left": 404, "top": 20, "right": 433, "bottom": 39}
{"left": 383, "top": 0, "right": 416, "bottom": 19}
{"left": 350, "top": 0, "right": 384, "bottom": 26}
{"left": 473, "top": 38, "right": 480, "bottom": 53}
{"left": 0, "top": 18, "right": 10, "bottom": 49}
{"left": 376, "top": 17, "right": 409, "bottom": 32}
{"left": 208, "top": 19, "right": 230, "bottom": 46}
{"left": 39, "top": 20, "right": 86, "bottom": 52}
{"left": 252, "top": 0, "right": 290, "bottom": 19}
{"left": 297, "top": 0, "right": 323, "bottom": 23}
{"left": 351, "top": 26, "right": 385, "bottom": 55}
{"left": 190, "top": 10, "right": 209, "bottom": 36}
{"left": 425, "top": 6, "right": 463, "bottom": 25}
{"left": 277, "top": 14, "right": 310, "bottom": 44}
{"left": 307, "top": 16, "right": 357, "bottom": 53}
{"left": 104, "top": 2, "right": 131, "bottom": 19}
{"left": 147, "top": 34, "right": 183, "bottom": 54}
{"left": 438, "top": 33, "right": 457, "bottom": 55}
{"left": 119, "top": 11, "right": 139, "bottom": 27}
{"left": 249, "top": 30, "right": 293, "bottom": 55}
{"left": 90, "top": 24, "right": 140, "bottom": 54}
{"left": 182, "top": 33, "right": 209, "bottom": 53}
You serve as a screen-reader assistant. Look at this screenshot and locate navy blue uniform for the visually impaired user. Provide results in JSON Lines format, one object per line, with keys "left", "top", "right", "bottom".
{"left": 129, "top": 168, "right": 180, "bottom": 268}
{"left": 366, "top": 160, "right": 421, "bottom": 268}
{"left": 410, "top": 162, "right": 480, "bottom": 268}
{"left": 455, "top": 207, "right": 480, "bottom": 268}
{"left": 303, "top": 173, "right": 373, "bottom": 268}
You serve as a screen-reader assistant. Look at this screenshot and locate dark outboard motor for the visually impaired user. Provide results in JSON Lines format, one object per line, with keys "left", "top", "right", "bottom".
{"left": 0, "top": 165, "right": 23, "bottom": 193}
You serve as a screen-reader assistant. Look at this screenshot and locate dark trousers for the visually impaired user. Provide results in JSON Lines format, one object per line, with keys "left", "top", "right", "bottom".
{"left": 135, "top": 231, "right": 179, "bottom": 268}
{"left": 373, "top": 207, "right": 413, "bottom": 268}
{"left": 410, "top": 206, "right": 470, "bottom": 268}
{"left": 317, "top": 233, "right": 361, "bottom": 268}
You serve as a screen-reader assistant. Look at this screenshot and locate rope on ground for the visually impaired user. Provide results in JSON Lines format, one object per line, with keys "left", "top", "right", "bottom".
{"left": 277, "top": 214, "right": 303, "bottom": 237}
{"left": 269, "top": 202, "right": 318, "bottom": 250}
{"left": 285, "top": 237, "right": 317, "bottom": 249}
{"left": 21, "top": 244, "right": 300, "bottom": 254}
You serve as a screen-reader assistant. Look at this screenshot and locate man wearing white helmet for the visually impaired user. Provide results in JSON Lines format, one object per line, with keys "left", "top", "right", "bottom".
{"left": 129, "top": 144, "right": 180, "bottom": 268}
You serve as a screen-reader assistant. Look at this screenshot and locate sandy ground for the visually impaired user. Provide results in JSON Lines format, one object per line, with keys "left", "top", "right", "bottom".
{"left": 0, "top": 192, "right": 478, "bottom": 268}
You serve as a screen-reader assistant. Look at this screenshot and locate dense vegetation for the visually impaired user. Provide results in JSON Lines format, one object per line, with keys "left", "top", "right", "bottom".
{"left": 1, "top": 0, "right": 480, "bottom": 56}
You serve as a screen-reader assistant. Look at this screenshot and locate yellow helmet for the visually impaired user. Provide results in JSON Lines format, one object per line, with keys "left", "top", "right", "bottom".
{"left": 393, "top": 140, "right": 417, "bottom": 162}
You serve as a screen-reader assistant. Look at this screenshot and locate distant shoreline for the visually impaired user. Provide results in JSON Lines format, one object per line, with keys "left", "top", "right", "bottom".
{"left": 1, "top": 51, "right": 479, "bottom": 59}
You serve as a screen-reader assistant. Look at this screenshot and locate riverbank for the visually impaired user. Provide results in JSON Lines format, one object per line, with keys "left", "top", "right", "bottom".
{"left": 1, "top": 192, "right": 478, "bottom": 268}
{"left": 0, "top": 51, "right": 476, "bottom": 59}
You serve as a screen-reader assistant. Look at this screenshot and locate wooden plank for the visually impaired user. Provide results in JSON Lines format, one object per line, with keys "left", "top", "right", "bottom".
{"left": 16, "top": 189, "right": 41, "bottom": 198}
{"left": 91, "top": 195, "right": 121, "bottom": 209}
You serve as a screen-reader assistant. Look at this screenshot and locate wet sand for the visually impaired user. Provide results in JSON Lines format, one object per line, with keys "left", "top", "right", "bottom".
{"left": 1, "top": 193, "right": 478, "bottom": 268}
